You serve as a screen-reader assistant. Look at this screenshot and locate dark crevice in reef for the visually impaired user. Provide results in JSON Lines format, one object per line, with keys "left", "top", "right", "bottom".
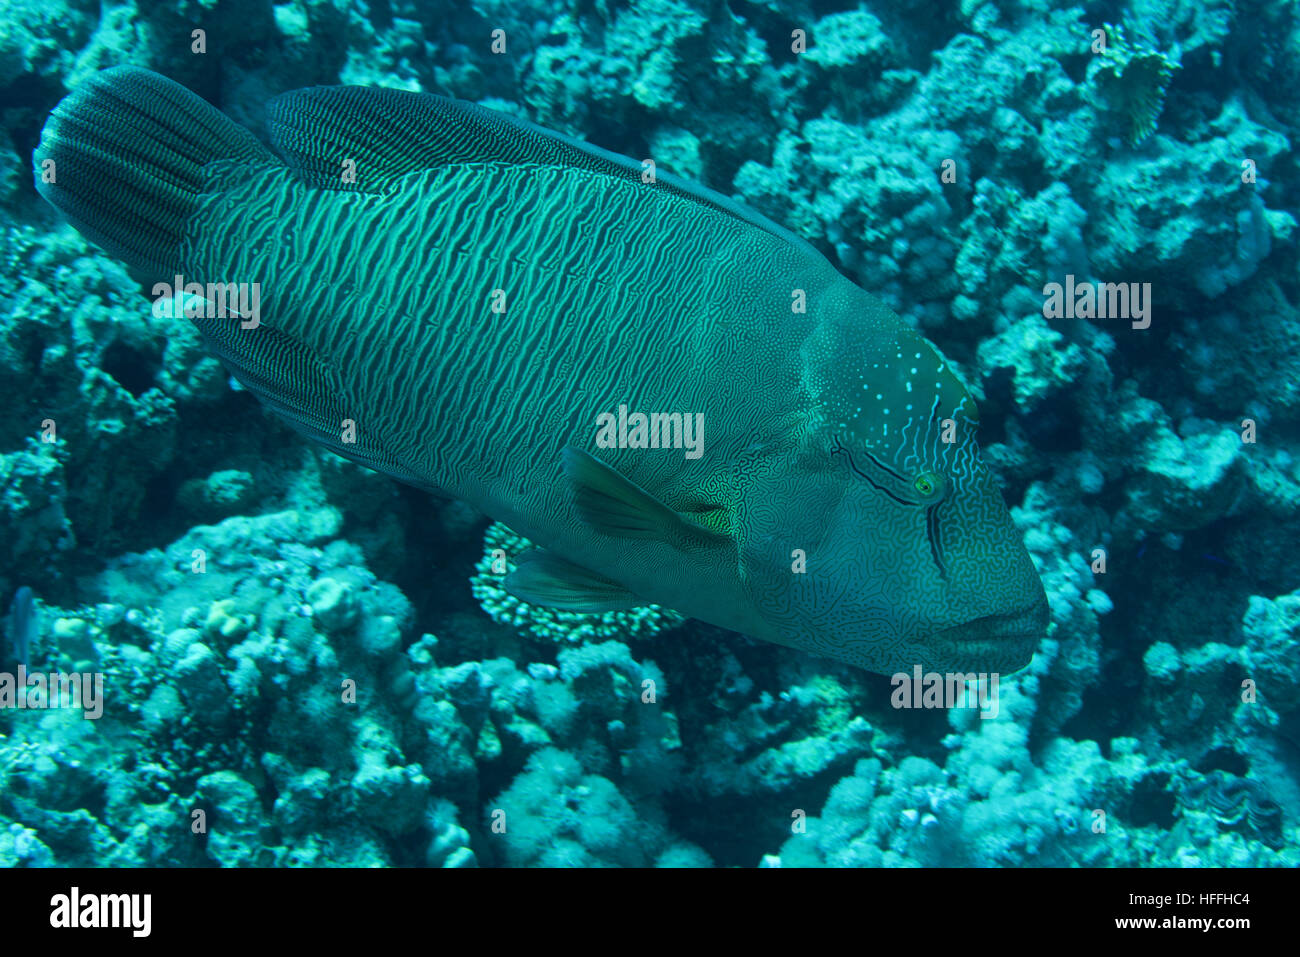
{"left": 1057, "top": 523, "right": 1257, "bottom": 748}
{"left": 1023, "top": 395, "right": 1084, "bottom": 454}
{"left": 1053, "top": 627, "right": 1141, "bottom": 751}
{"left": 368, "top": 0, "right": 393, "bottom": 32}
{"left": 1197, "top": 747, "right": 1249, "bottom": 777}
{"left": 726, "top": 0, "right": 804, "bottom": 67}
{"left": 0, "top": 71, "right": 68, "bottom": 197}
{"left": 132, "top": 395, "right": 300, "bottom": 546}
{"left": 975, "top": 378, "right": 1013, "bottom": 446}
{"left": 1058, "top": 51, "right": 1092, "bottom": 86}
{"left": 1117, "top": 319, "right": 1194, "bottom": 411}
{"left": 981, "top": 367, "right": 1084, "bottom": 457}
{"left": 1103, "top": 527, "right": 1256, "bottom": 652}
{"left": 662, "top": 783, "right": 819, "bottom": 868}
{"left": 389, "top": 488, "right": 484, "bottom": 633}
{"left": 100, "top": 339, "right": 162, "bottom": 400}
{"left": 1124, "top": 771, "right": 1178, "bottom": 829}
{"left": 1186, "top": 517, "right": 1287, "bottom": 595}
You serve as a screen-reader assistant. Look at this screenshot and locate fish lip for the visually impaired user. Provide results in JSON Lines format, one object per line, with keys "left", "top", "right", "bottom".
{"left": 936, "top": 601, "right": 1048, "bottom": 642}
{"left": 929, "top": 600, "right": 1048, "bottom": 669}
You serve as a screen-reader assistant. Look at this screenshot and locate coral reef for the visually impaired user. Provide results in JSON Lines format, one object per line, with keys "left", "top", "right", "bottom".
{"left": 0, "top": 0, "right": 1296, "bottom": 867}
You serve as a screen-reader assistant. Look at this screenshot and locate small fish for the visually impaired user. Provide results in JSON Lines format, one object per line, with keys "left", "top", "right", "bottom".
{"left": 34, "top": 68, "right": 1048, "bottom": 676}
{"left": 7, "top": 586, "right": 36, "bottom": 670}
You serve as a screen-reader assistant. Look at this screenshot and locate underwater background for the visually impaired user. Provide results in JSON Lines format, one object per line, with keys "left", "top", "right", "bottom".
{"left": 0, "top": 0, "right": 1297, "bottom": 868}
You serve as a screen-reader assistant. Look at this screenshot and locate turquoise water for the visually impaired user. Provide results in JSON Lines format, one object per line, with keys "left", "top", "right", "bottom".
{"left": 0, "top": 0, "right": 1296, "bottom": 867}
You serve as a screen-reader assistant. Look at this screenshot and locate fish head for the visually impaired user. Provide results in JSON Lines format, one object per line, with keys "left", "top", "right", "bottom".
{"left": 734, "top": 297, "right": 1048, "bottom": 675}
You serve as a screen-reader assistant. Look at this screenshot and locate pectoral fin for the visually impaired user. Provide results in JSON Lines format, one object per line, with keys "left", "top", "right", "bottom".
{"left": 503, "top": 550, "right": 641, "bottom": 612}
{"left": 562, "top": 446, "right": 732, "bottom": 551}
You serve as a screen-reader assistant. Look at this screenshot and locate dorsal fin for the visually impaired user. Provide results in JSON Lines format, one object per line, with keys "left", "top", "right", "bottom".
{"left": 265, "top": 85, "right": 822, "bottom": 260}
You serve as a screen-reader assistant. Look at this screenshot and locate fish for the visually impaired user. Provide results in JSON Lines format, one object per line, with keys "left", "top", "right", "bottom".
{"left": 7, "top": 586, "right": 36, "bottom": 670}
{"left": 34, "top": 67, "right": 1049, "bottom": 676}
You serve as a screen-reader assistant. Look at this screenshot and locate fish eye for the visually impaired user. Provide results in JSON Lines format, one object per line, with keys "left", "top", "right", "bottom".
{"left": 913, "top": 471, "right": 945, "bottom": 499}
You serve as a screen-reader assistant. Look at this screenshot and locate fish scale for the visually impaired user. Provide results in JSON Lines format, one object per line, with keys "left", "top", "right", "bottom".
{"left": 35, "top": 66, "right": 1049, "bottom": 675}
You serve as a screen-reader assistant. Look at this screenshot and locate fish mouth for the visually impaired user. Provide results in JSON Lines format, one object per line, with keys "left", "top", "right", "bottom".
{"left": 929, "top": 600, "right": 1049, "bottom": 672}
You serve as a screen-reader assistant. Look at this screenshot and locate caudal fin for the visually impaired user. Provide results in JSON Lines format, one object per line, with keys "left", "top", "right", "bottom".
{"left": 34, "top": 66, "right": 276, "bottom": 278}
